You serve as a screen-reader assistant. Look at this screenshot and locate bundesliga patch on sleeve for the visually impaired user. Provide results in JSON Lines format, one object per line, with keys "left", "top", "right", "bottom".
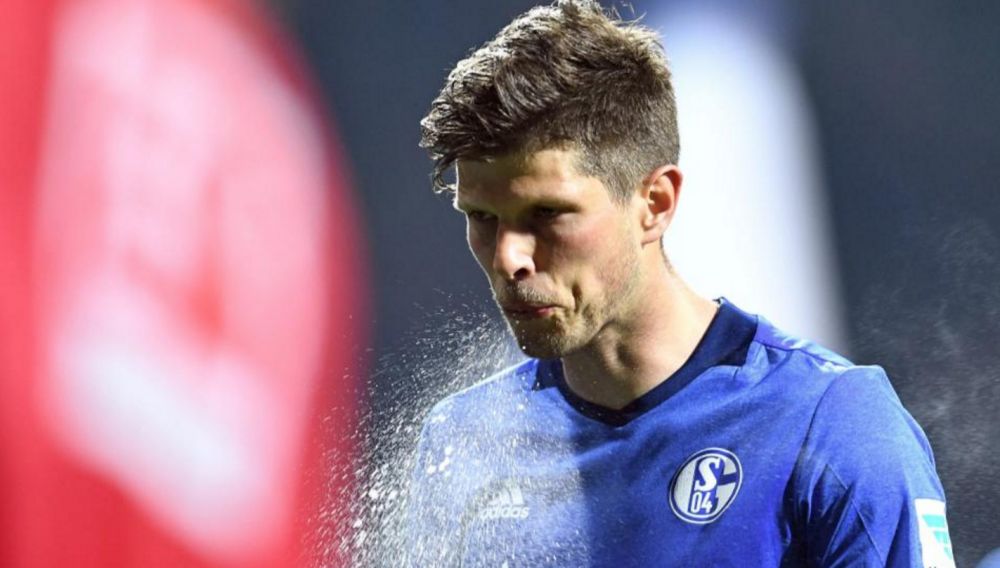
{"left": 915, "top": 498, "right": 955, "bottom": 568}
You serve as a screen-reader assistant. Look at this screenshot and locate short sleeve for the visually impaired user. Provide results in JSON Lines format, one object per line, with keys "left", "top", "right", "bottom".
{"left": 790, "top": 366, "right": 954, "bottom": 567}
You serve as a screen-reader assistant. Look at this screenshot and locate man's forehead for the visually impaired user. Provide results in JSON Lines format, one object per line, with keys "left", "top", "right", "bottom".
{"left": 456, "top": 148, "right": 589, "bottom": 196}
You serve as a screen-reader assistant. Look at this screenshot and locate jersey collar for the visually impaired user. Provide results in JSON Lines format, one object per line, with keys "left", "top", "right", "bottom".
{"left": 534, "top": 298, "right": 758, "bottom": 427}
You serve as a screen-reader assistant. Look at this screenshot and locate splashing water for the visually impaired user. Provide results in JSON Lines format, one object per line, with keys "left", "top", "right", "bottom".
{"left": 309, "top": 295, "right": 527, "bottom": 567}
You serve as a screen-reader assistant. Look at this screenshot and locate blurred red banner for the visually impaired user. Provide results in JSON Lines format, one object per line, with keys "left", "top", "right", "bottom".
{"left": 0, "top": 0, "right": 367, "bottom": 566}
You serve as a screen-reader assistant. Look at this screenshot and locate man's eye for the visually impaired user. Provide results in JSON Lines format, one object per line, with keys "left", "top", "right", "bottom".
{"left": 534, "top": 207, "right": 562, "bottom": 220}
{"left": 467, "top": 210, "right": 496, "bottom": 222}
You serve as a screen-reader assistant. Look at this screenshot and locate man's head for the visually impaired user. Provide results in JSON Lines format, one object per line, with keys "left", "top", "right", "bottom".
{"left": 420, "top": 0, "right": 679, "bottom": 201}
{"left": 421, "top": 1, "right": 683, "bottom": 358}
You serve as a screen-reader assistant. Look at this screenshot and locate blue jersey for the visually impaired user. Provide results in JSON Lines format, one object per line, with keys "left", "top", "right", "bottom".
{"left": 405, "top": 300, "right": 953, "bottom": 567}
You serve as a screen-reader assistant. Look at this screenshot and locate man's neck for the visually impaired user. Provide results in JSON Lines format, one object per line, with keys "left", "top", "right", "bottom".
{"left": 560, "top": 265, "right": 717, "bottom": 411}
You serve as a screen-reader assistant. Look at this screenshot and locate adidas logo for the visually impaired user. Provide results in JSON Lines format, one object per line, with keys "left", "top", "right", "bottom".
{"left": 479, "top": 483, "right": 530, "bottom": 520}
{"left": 915, "top": 499, "right": 955, "bottom": 568}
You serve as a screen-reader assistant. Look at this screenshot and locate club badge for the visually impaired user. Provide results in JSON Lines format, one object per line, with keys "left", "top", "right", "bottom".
{"left": 669, "top": 448, "right": 742, "bottom": 524}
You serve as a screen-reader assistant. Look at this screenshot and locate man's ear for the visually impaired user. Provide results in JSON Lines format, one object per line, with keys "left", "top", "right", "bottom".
{"left": 636, "top": 164, "right": 683, "bottom": 246}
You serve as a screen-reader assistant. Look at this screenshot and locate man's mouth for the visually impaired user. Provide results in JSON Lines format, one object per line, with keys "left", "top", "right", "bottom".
{"left": 501, "top": 303, "right": 557, "bottom": 320}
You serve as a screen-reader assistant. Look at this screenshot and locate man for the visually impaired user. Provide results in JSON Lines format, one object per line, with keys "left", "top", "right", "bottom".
{"left": 407, "top": 1, "right": 952, "bottom": 566}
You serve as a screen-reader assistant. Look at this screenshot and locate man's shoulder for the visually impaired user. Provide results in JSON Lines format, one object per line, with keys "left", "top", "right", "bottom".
{"left": 749, "top": 312, "right": 854, "bottom": 370}
{"left": 744, "top": 312, "right": 937, "bottom": 482}
{"left": 738, "top": 309, "right": 896, "bottom": 413}
{"left": 713, "top": 299, "right": 854, "bottom": 388}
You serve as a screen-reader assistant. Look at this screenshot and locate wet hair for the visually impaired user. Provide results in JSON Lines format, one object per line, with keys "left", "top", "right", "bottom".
{"left": 420, "top": 0, "right": 679, "bottom": 202}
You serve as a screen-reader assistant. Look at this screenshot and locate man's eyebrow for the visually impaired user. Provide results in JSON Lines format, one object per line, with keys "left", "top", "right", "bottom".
{"left": 453, "top": 199, "right": 474, "bottom": 213}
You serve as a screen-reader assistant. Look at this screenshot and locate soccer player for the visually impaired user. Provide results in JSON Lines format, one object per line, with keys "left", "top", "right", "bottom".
{"left": 406, "top": 1, "right": 952, "bottom": 566}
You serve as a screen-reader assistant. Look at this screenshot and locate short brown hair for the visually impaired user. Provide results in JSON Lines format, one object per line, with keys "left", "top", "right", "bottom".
{"left": 420, "top": 0, "right": 679, "bottom": 201}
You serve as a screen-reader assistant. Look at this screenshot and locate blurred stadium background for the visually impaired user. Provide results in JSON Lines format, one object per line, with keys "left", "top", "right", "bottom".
{"left": 2, "top": 0, "right": 998, "bottom": 566}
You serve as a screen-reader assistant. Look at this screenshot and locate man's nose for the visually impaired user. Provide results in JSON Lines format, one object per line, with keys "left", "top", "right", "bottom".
{"left": 493, "top": 225, "right": 535, "bottom": 281}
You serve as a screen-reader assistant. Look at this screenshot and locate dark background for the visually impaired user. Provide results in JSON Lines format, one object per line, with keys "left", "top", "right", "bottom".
{"left": 279, "top": 1, "right": 999, "bottom": 564}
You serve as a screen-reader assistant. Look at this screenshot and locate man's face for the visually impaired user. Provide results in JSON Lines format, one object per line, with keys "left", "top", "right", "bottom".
{"left": 455, "top": 148, "right": 644, "bottom": 359}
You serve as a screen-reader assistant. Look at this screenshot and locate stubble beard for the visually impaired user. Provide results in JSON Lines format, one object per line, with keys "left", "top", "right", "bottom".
{"left": 506, "top": 313, "right": 576, "bottom": 360}
{"left": 492, "top": 285, "right": 575, "bottom": 359}
{"left": 499, "top": 244, "right": 642, "bottom": 360}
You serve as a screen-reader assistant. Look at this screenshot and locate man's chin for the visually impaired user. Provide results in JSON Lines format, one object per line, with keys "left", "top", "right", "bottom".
{"left": 508, "top": 327, "right": 575, "bottom": 359}
{"left": 516, "top": 342, "right": 564, "bottom": 360}
{"left": 500, "top": 312, "right": 583, "bottom": 358}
